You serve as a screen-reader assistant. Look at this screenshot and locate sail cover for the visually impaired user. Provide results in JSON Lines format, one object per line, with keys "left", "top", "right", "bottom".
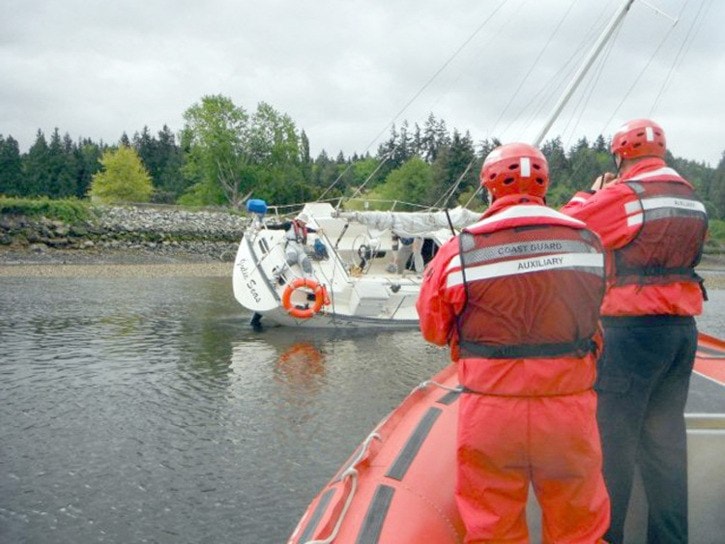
{"left": 338, "top": 206, "right": 481, "bottom": 237}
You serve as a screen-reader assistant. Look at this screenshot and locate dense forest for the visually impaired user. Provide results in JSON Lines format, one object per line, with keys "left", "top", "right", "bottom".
{"left": 1, "top": 94, "right": 724, "bottom": 219}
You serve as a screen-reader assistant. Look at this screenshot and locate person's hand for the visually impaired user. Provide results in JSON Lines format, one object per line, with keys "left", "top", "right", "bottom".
{"left": 591, "top": 172, "right": 617, "bottom": 191}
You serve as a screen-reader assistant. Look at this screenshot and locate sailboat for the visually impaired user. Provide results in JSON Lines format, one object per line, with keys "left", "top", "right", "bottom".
{"left": 232, "top": 0, "right": 645, "bottom": 330}
{"left": 232, "top": 199, "right": 480, "bottom": 329}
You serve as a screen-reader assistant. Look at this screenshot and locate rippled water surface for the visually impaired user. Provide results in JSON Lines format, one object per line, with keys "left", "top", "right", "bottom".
{"left": 1, "top": 276, "right": 723, "bottom": 543}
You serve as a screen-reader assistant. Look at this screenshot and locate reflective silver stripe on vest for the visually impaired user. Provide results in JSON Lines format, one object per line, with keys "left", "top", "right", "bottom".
{"left": 446, "top": 253, "right": 604, "bottom": 288}
{"left": 456, "top": 239, "right": 597, "bottom": 269}
{"left": 625, "top": 196, "right": 707, "bottom": 227}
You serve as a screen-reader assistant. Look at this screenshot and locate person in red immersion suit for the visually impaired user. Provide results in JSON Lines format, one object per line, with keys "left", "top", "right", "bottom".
{"left": 560, "top": 119, "right": 708, "bottom": 544}
{"left": 416, "top": 143, "right": 610, "bottom": 543}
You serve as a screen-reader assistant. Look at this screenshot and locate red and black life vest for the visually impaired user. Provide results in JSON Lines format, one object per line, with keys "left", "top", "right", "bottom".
{"left": 614, "top": 179, "right": 707, "bottom": 287}
{"left": 291, "top": 220, "right": 308, "bottom": 245}
{"left": 454, "top": 213, "right": 605, "bottom": 360}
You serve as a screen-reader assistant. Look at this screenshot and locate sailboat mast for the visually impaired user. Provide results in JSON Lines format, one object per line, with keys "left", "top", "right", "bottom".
{"left": 532, "top": 0, "right": 636, "bottom": 146}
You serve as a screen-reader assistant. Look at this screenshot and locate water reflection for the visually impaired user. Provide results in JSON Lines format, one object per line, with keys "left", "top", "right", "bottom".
{"left": 1, "top": 276, "right": 722, "bottom": 544}
{"left": 275, "top": 342, "right": 326, "bottom": 392}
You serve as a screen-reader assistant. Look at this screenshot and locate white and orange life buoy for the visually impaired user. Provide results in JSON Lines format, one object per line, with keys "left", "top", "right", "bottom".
{"left": 281, "top": 277, "right": 329, "bottom": 319}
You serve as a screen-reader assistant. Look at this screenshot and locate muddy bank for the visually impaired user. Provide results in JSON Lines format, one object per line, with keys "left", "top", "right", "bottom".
{"left": 0, "top": 243, "right": 235, "bottom": 277}
{"left": 0, "top": 261, "right": 231, "bottom": 278}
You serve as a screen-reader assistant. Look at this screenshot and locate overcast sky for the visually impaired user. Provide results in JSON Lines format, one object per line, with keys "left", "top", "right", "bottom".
{"left": 1, "top": 0, "right": 723, "bottom": 167}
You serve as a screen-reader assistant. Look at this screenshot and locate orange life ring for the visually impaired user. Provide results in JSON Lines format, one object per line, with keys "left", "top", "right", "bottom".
{"left": 281, "top": 277, "right": 329, "bottom": 319}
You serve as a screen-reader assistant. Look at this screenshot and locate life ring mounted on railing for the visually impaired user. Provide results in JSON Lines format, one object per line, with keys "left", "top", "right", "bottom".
{"left": 281, "top": 277, "right": 330, "bottom": 319}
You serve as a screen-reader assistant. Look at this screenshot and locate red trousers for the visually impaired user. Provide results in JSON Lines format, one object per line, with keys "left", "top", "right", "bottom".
{"left": 456, "top": 390, "right": 610, "bottom": 543}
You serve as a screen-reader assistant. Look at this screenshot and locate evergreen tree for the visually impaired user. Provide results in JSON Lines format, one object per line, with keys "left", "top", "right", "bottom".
{"left": 133, "top": 127, "right": 155, "bottom": 168}
{"left": 74, "top": 138, "right": 104, "bottom": 198}
{"left": 567, "top": 138, "right": 601, "bottom": 189}
{"left": 540, "top": 137, "right": 571, "bottom": 205}
{"left": 377, "top": 124, "right": 401, "bottom": 170}
{"left": 477, "top": 138, "right": 501, "bottom": 162}
{"left": 156, "top": 125, "right": 186, "bottom": 202}
{"left": 47, "top": 128, "right": 77, "bottom": 198}
{"left": 133, "top": 125, "right": 185, "bottom": 203}
{"left": 429, "top": 129, "right": 477, "bottom": 207}
{"left": 422, "top": 113, "right": 445, "bottom": 163}
{"left": 22, "top": 130, "right": 52, "bottom": 197}
{"left": 393, "top": 120, "right": 414, "bottom": 166}
{"left": 593, "top": 134, "right": 608, "bottom": 153}
{"left": 0, "top": 135, "right": 23, "bottom": 196}
{"left": 300, "top": 130, "right": 312, "bottom": 184}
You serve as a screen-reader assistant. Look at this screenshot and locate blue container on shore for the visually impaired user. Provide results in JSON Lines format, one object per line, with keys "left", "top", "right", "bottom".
{"left": 246, "top": 199, "right": 268, "bottom": 215}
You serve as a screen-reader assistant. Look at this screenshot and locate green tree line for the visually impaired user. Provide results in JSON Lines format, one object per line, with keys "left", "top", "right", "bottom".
{"left": 1, "top": 94, "right": 724, "bottom": 219}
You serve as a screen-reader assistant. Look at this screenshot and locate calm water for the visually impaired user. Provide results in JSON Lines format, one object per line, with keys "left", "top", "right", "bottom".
{"left": 1, "top": 276, "right": 723, "bottom": 544}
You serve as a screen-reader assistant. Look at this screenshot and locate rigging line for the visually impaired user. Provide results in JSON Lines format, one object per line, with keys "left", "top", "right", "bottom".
{"left": 639, "top": 0, "right": 680, "bottom": 23}
{"left": 562, "top": 21, "right": 623, "bottom": 148}
{"left": 347, "top": 151, "right": 393, "bottom": 201}
{"left": 357, "top": 0, "right": 510, "bottom": 158}
{"left": 497, "top": 51, "right": 578, "bottom": 141}
{"left": 603, "top": 2, "right": 682, "bottom": 131}
{"left": 563, "top": 18, "right": 654, "bottom": 188}
{"left": 431, "top": 142, "right": 478, "bottom": 208}
{"left": 533, "top": 0, "right": 636, "bottom": 146}
{"left": 499, "top": 1, "right": 617, "bottom": 141}
{"left": 489, "top": 0, "right": 578, "bottom": 137}
{"left": 320, "top": 0, "right": 510, "bottom": 203}
{"left": 426, "top": 0, "right": 527, "bottom": 116}
{"left": 650, "top": 0, "right": 711, "bottom": 116}
{"left": 498, "top": 33, "right": 589, "bottom": 140}
{"left": 436, "top": 160, "right": 474, "bottom": 209}
{"left": 515, "top": 47, "right": 585, "bottom": 139}
{"left": 434, "top": 0, "right": 532, "bottom": 145}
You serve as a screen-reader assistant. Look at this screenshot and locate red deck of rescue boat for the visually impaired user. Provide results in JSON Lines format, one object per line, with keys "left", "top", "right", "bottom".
{"left": 289, "top": 333, "right": 725, "bottom": 544}
{"left": 694, "top": 332, "right": 725, "bottom": 386}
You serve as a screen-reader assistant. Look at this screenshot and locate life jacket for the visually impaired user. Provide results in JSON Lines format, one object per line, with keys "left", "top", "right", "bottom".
{"left": 288, "top": 220, "right": 307, "bottom": 245}
{"left": 613, "top": 178, "right": 707, "bottom": 289}
{"left": 453, "top": 207, "right": 605, "bottom": 360}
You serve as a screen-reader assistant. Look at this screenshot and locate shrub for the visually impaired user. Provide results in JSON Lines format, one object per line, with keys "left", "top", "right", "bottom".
{"left": 0, "top": 196, "right": 92, "bottom": 223}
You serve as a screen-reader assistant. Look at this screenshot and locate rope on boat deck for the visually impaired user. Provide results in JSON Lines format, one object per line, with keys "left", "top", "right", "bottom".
{"left": 302, "top": 382, "right": 460, "bottom": 543}
{"left": 418, "top": 379, "right": 463, "bottom": 393}
{"left": 304, "top": 431, "right": 381, "bottom": 544}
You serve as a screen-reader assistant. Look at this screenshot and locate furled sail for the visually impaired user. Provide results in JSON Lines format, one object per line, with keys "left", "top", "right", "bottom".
{"left": 338, "top": 206, "right": 481, "bottom": 237}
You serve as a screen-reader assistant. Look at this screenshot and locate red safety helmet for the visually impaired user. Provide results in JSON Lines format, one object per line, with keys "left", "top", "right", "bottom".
{"left": 480, "top": 143, "right": 549, "bottom": 199}
{"left": 611, "top": 118, "right": 666, "bottom": 159}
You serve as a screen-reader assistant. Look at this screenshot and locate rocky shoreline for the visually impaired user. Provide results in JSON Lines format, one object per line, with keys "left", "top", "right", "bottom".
{"left": 0, "top": 205, "right": 248, "bottom": 266}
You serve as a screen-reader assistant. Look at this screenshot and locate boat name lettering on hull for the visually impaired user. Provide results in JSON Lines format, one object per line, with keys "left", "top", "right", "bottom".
{"left": 238, "top": 258, "right": 262, "bottom": 303}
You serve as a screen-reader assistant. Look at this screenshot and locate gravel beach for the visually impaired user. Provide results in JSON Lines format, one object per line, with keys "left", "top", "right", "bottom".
{"left": 0, "top": 247, "right": 233, "bottom": 278}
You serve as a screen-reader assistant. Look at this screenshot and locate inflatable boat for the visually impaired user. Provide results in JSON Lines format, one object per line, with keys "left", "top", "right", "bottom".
{"left": 288, "top": 333, "right": 725, "bottom": 543}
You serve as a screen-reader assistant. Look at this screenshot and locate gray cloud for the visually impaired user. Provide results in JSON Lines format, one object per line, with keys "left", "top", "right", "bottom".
{"left": 1, "top": 0, "right": 722, "bottom": 165}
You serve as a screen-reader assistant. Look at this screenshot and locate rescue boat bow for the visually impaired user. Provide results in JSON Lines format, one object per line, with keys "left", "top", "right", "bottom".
{"left": 288, "top": 332, "right": 725, "bottom": 543}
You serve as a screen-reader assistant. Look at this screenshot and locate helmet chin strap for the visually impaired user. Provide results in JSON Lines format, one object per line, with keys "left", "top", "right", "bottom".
{"left": 613, "top": 153, "right": 623, "bottom": 174}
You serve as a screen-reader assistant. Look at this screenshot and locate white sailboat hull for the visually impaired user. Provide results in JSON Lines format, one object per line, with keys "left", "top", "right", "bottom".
{"left": 232, "top": 203, "right": 445, "bottom": 329}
